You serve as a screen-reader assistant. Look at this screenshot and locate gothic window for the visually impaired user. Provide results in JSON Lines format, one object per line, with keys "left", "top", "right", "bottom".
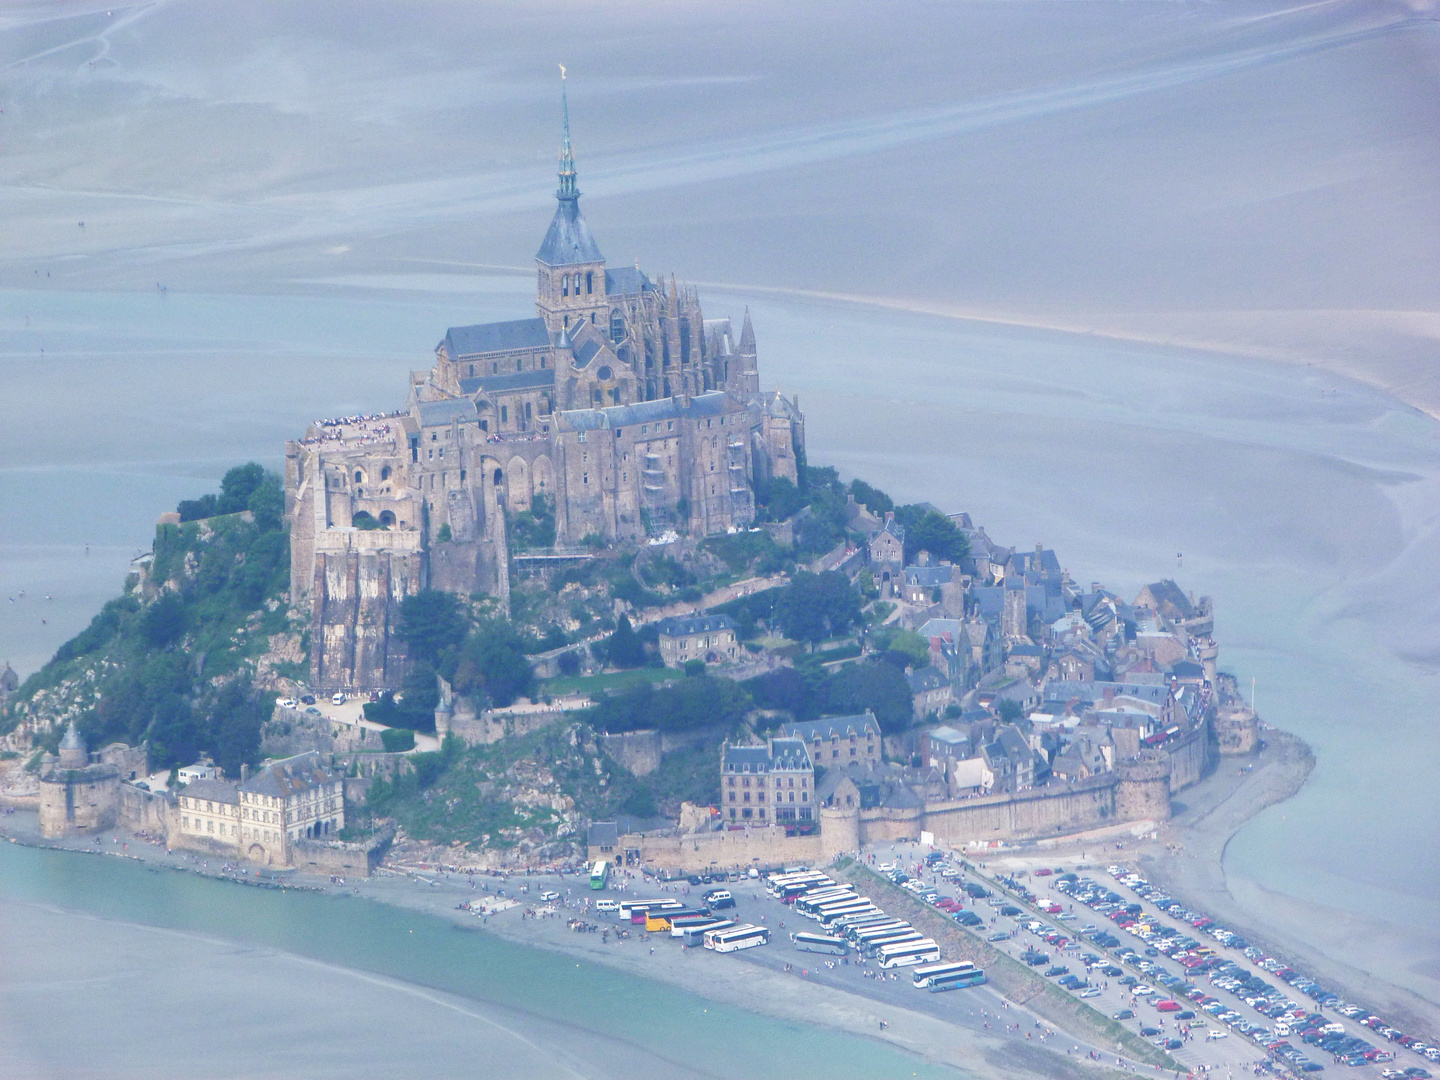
{"left": 562, "top": 275, "right": 569, "bottom": 297}
{"left": 524, "top": 402, "right": 532, "bottom": 421}
{"left": 380, "top": 466, "right": 390, "bottom": 481}
{"left": 493, "top": 469, "right": 502, "bottom": 486}
{"left": 585, "top": 271, "right": 593, "bottom": 294}
{"left": 354, "top": 470, "right": 363, "bottom": 483}
{"left": 610, "top": 312, "right": 625, "bottom": 341}
{"left": 500, "top": 405, "right": 508, "bottom": 423}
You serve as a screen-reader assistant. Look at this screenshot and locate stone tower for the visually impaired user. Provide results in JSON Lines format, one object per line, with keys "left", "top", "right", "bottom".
{"left": 820, "top": 801, "right": 862, "bottom": 862}
{"left": 1114, "top": 754, "right": 1172, "bottom": 823}
{"left": 58, "top": 721, "right": 88, "bottom": 768}
{"left": 734, "top": 308, "right": 760, "bottom": 397}
{"left": 535, "top": 68, "right": 608, "bottom": 335}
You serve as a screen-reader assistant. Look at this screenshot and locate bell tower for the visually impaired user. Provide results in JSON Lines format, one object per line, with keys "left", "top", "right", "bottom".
{"left": 536, "top": 67, "right": 608, "bottom": 335}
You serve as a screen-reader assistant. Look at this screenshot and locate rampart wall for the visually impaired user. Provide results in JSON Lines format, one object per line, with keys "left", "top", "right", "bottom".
{"left": 613, "top": 825, "right": 821, "bottom": 873}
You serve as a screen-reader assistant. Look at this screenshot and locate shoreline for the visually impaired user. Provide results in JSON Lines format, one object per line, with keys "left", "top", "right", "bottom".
{"left": 0, "top": 720, "right": 1367, "bottom": 1080}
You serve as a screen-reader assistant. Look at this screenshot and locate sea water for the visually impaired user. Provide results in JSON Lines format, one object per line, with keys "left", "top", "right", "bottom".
{"left": 0, "top": 841, "right": 966, "bottom": 1079}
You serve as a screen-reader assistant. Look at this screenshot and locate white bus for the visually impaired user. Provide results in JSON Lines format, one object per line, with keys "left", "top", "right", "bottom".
{"left": 675, "top": 919, "right": 734, "bottom": 946}
{"left": 845, "top": 918, "right": 907, "bottom": 941}
{"left": 836, "top": 911, "right": 893, "bottom": 930}
{"left": 794, "top": 888, "right": 855, "bottom": 916}
{"left": 705, "top": 924, "right": 771, "bottom": 953}
{"left": 852, "top": 922, "right": 912, "bottom": 945}
{"left": 767, "top": 872, "right": 832, "bottom": 899}
{"left": 618, "top": 898, "right": 683, "bottom": 918}
{"left": 878, "top": 938, "right": 941, "bottom": 969}
{"left": 818, "top": 902, "right": 879, "bottom": 927}
{"left": 790, "top": 931, "right": 850, "bottom": 955}
{"left": 912, "top": 961, "right": 976, "bottom": 989}
{"left": 861, "top": 931, "right": 924, "bottom": 957}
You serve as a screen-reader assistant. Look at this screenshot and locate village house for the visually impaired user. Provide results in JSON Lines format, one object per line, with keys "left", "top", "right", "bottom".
{"left": 720, "top": 737, "right": 814, "bottom": 826}
{"left": 781, "top": 713, "right": 882, "bottom": 768}
{"left": 655, "top": 613, "right": 740, "bottom": 668}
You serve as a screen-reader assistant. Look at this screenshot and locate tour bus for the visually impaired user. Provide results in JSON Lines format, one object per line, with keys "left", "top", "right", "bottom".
{"left": 646, "top": 908, "right": 710, "bottom": 933}
{"left": 590, "top": 860, "right": 609, "bottom": 890}
{"left": 794, "top": 889, "right": 856, "bottom": 917}
{"left": 821, "top": 903, "right": 881, "bottom": 926}
{"left": 813, "top": 894, "right": 871, "bottom": 916}
{"left": 618, "top": 898, "right": 683, "bottom": 919}
{"left": 833, "top": 913, "right": 892, "bottom": 935}
{"left": 911, "top": 961, "right": 976, "bottom": 989}
{"left": 674, "top": 919, "right": 734, "bottom": 945}
{"left": 852, "top": 924, "right": 913, "bottom": 948}
{"left": 917, "top": 965, "right": 986, "bottom": 992}
{"left": 791, "top": 931, "right": 850, "bottom": 956}
{"left": 878, "top": 939, "right": 941, "bottom": 969}
{"left": 845, "top": 918, "right": 906, "bottom": 941}
{"left": 705, "top": 924, "right": 771, "bottom": 953}
{"left": 767, "top": 871, "right": 831, "bottom": 898}
{"left": 860, "top": 931, "right": 925, "bottom": 957}
{"left": 819, "top": 902, "right": 881, "bottom": 928}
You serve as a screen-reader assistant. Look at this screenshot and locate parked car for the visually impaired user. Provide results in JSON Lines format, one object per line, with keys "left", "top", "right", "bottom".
{"left": 1113, "top": 1009, "right": 1135, "bottom": 1020}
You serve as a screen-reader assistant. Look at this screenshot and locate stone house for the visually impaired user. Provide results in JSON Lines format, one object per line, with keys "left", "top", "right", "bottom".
{"left": 906, "top": 666, "right": 953, "bottom": 716}
{"left": 720, "top": 737, "right": 814, "bottom": 826}
{"left": 868, "top": 513, "right": 906, "bottom": 597}
{"left": 655, "top": 613, "right": 740, "bottom": 667}
{"left": 781, "top": 713, "right": 882, "bottom": 768}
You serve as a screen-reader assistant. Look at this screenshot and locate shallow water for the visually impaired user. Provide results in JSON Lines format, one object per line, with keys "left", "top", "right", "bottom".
{"left": 0, "top": 842, "right": 965, "bottom": 1080}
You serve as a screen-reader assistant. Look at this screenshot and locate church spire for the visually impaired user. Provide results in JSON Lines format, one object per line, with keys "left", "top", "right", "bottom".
{"left": 557, "top": 64, "right": 578, "bottom": 200}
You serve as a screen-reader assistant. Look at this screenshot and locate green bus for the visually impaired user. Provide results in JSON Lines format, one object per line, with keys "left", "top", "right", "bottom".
{"left": 590, "top": 860, "right": 610, "bottom": 890}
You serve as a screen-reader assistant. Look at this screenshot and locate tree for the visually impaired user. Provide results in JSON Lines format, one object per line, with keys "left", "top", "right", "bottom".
{"left": 603, "top": 615, "right": 645, "bottom": 669}
{"left": 894, "top": 505, "right": 969, "bottom": 564}
{"left": 397, "top": 590, "right": 469, "bottom": 667}
{"left": 247, "top": 472, "right": 284, "bottom": 532}
{"left": 147, "top": 694, "right": 203, "bottom": 769}
{"left": 380, "top": 727, "right": 416, "bottom": 752}
{"left": 776, "top": 571, "right": 862, "bottom": 644}
{"left": 848, "top": 479, "right": 893, "bottom": 516}
{"left": 450, "top": 620, "right": 536, "bottom": 707}
{"left": 142, "top": 593, "right": 186, "bottom": 648}
{"left": 557, "top": 650, "right": 581, "bottom": 678}
{"left": 207, "top": 680, "right": 265, "bottom": 779}
{"left": 218, "top": 462, "right": 266, "bottom": 515}
{"left": 828, "top": 659, "right": 914, "bottom": 733}
{"left": 997, "top": 698, "right": 1024, "bottom": 723}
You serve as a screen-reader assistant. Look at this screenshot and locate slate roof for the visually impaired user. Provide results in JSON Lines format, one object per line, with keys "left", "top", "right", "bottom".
{"left": 536, "top": 197, "right": 604, "bottom": 266}
{"left": 573, "top": 340, "right": 602, "bottom": 368}
{"left": 1138, "top": 579, "right": 1195, "bottom": 619}
{"left": 443, "top": 318, "right": 551, "bottom": 359}
{"left": 904, "top": 565, "right": 952, "bottom": 588}
{"left": 240, "top": 752, "right": 338, "bottom": 798}
{"left": 417, "top": 398, "right": 479, "bottom": 427}
{"left": 587, "top": 821, "right": 619, "bottom": 848}
{"left": 457, "top": 369, "right": 556, "bottom": 396}
{"left": 917, "top": 617, "right": 962, "bottom": 642}
{"left": 926, "top": 724, "right": 968, "bottom": 748}
{"left": 782, "top": 713, "right": 881, "bottom": 743}
{"left": 1043, "top": 681, "right": 1170, "bottom": 705}
{"left": 557, "top": 391, "right": 734, "bottom": 432}
{"left": 906, "top": 666, "right": 948, "bottom": 694}
{"left": 59, "top": 721, "right": 84, "bottom": 751}
{"left": 722, "top": 744, "right": 772, "bottom": 771}
{"left": 655, "top": 614, "right": 738, "bottom": 638}
{"left": 182, "top": 777, "right": 240, "bottom": 804}
{"left": 605, "top": 266, "right": 653, "bottom": 296}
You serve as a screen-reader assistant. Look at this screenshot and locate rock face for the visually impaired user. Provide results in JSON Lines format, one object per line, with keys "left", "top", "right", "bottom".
{"left": 308, "top": 544, "right": 420, "bottom": 691}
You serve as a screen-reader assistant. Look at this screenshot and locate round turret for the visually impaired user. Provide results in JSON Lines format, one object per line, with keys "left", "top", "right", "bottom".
{"left": 57, "top": 721, "right": 88, "bottom": 769}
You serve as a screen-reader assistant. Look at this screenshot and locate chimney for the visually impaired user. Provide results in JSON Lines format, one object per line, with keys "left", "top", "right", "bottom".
{"left": 240, "top": 763, "right": 250, "bottom": 782}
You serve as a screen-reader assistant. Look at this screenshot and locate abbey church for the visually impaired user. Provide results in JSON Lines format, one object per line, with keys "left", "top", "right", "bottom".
{"left": 286, "top": 79, "right": 805, "bottom": 690}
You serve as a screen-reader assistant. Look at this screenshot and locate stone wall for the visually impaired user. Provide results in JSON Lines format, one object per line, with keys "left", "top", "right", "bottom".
{"left": 38, "top": 768, "right": 118, "bottom": 838}
{"left": 291, "top": 822, "right": 394, "bottom": 878}
{"left": 608, "top": 825, "right": 821, "bottom": 874}
{"left": 1164, "top": 723, "right": 1209, "bottom": 791}
{"left": 1214, "top": 706, "right": 1259, "bottom": 755}
{"left": 598, "top": 730, "right": 661, "bottom": 776}
{"left": 117, "top": 783, "right": 172, "bottom": 835}
{"left": 310, "top": 543, "right": 422, "bottom": 691}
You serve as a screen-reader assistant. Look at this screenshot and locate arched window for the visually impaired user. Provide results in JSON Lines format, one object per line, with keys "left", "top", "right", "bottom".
{"left": 585, "top": 271, "right": 593, "bottom": 294}
{"left": 561, "top": 275, "right": 569, "bottom": 297}
{"left": 610, "top": 309, "right": 624, "bottom": 342}
{"left": 493, "top": 469, "right": 503, "bottom": 487}
{"left": 379, "top": 510, "right": 395, "bottom": 527}
{"left": 500, "top": 405, "right": 508, "bottom": 424}
{"left": 353, "top": 470, "right": 363, "bottom": 483}
{"left": 573, "top": 272, "right": 582, "bottom": 294}
{"left": 380, "top": 466, "right": 391, "bottom": 481}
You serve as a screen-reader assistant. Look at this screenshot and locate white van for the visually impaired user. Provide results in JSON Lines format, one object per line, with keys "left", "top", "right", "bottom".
{"left": 332, "top": 692, "right": 346, "bottom": 705}
{"left": 595, "top": 899, "right": 620, "bottom": 913}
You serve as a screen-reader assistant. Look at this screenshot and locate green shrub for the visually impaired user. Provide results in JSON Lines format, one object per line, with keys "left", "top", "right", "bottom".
{"left": 381, "top": 727, "right": 416, "bottom": 752}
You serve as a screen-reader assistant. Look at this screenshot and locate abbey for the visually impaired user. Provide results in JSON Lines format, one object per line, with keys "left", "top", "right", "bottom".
{"left": 286, "top": 79, "right": 804, "bottom": 689}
